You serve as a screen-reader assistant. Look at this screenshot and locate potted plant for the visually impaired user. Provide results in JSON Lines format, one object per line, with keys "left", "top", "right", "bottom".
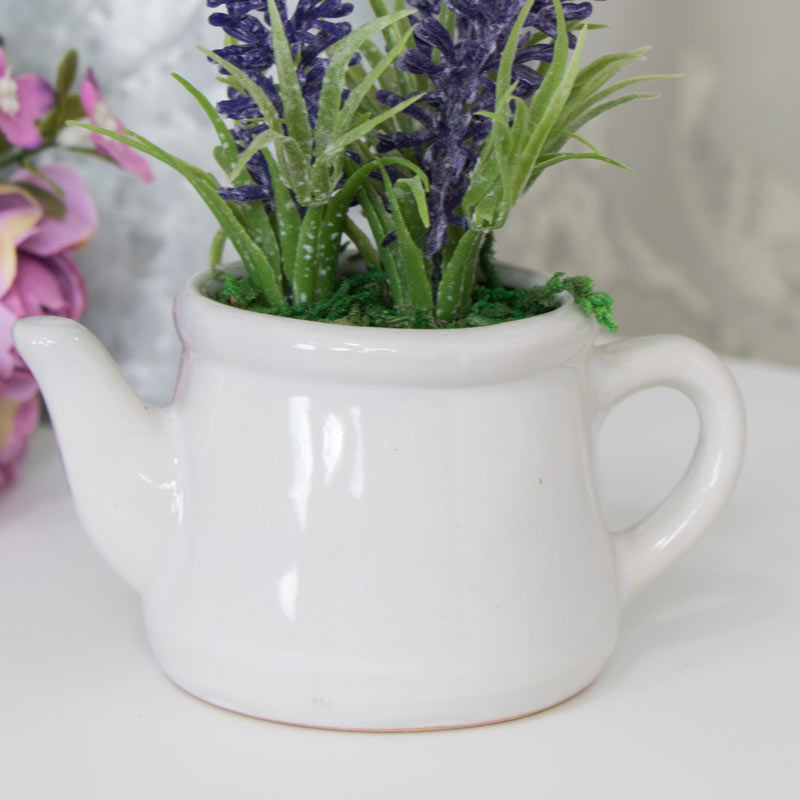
{"left": 12, "top": 0, "right": 744, "bottom": 730}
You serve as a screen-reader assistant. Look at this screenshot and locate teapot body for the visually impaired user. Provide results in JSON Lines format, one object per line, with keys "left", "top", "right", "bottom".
{"left": 146, "top": 309, "right": 620, "bottom": 728}
{"left": 14, "top": 266, "right": 744, "bottom": 730}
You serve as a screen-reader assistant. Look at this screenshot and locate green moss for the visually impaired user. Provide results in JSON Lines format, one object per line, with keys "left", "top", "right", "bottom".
{"left": 212, "top": 269, "right": 618, "bottom": 333}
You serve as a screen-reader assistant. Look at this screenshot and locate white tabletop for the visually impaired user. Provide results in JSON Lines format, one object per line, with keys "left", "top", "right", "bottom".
{"left": 1, "top": 357, "right": 798, "bottom": 799}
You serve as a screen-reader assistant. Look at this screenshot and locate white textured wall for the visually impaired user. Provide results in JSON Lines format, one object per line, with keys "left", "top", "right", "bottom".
{"left": 0, "top": 0, "right": 220, "bottom": 403}
{"left": 497, "top": 0, "right": 800, "bottom": 365}
{"left": 2, "top": 1, "right": 797, "bottom": 404}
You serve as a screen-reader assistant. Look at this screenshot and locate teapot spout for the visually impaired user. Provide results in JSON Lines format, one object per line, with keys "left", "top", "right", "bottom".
{"left": 12, "top": 316, "right": 176, "bottom": 593}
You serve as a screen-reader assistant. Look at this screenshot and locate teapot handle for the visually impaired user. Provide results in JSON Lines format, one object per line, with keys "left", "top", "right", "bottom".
{"left": 591, "top": 335, "right": 745, "bottom": 601}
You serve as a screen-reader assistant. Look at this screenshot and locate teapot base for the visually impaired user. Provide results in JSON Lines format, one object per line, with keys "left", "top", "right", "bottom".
{"left": 153, "top": 656, "right": 607, "bottom": 732}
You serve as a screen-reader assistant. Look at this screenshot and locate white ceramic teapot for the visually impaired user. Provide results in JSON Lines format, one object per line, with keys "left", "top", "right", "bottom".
{"left": 12, "top": 265, "right": 745, "bottom": 730}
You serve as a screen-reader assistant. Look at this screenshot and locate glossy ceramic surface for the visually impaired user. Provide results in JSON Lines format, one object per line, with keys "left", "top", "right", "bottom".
{"left": 12, "top": 267, "right": 745, "bottom": 730}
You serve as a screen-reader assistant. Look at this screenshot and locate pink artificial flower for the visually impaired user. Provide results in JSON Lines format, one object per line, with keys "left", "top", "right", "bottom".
{"left": 0, "top": 183, "right": 42, "bottom": 294}
{"left": 0, "top": 251, "right": 87, "bottom": 399}
{"left": 12, "top": 164, "right": 98, "bottom": 260}
{"left": 0, "top": 166, "right": 91, "bottom": 401}
{"left": 80, "top": 69, "right": 154, "bottom": 182}
{"left": 0, "top": 393, "right": 40, "bottom": 491}
{"left": 0, "top": 48, "right": 55, "bottom": 150}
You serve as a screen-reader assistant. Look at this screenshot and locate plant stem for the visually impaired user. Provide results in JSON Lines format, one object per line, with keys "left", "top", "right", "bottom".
{"left": 292, "top": 204, "right": 326, "bottom": 304}
{"left": 344, "top": 216, "right": 381, "bottom": 272}
{"left": 436, "top": 229, "right": 485, "bottom": 322}
{"left": 0, "top": 146, "right": 45, "bottom": 173}
{"left": 479, "top": 232, "right": 500, "bottom": 288}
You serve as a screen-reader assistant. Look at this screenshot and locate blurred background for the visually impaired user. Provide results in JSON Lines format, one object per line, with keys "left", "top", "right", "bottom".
{"left": 1, "top": 0, "right": 798, "bottom": 403}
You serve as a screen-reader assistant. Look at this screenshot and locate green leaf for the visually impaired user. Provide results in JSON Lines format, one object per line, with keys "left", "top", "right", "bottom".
{"left": 336, "top": 26, "right": 416, "bottom": 138}
{"left": 266, "top": 0, "right": 314, "bottom": 158}
{"left": 14, "top": 181, "right": 67, "bottom": 220}
{"left": 436, "top": 229, "right": 484, "bottom": 322}
{"left": 262, "top": 148, "right": 301, "bottom": 281}
{"left": 359, "top": 38, "right": 387, "bottom": 71}
{"left": 367, "top": 0, "right": 412, "bottom": 54}
{"left": 315, "top": 9, "right": 415, "bottom": 156}
{"left": 368, "top": 0, "right": 414, "bottom": 96}
{"left": 61, "top": 94, "right": 85, "bottom": 121}
{"left": 466, "top": 0, "right": 583, "bottom": 230}
{"left": 196, "top": 48, "right": 313, "bottom": 201}
{"left": 198, "top": 47, "right": 283, "bottom": 137}
{"left": 463, "top": 81, "right": 518, "bottom": 210}
{"left": 495, "top": 0, "right": 537, "bottom": 108}
{"left": 360, "top": 38, "right": 413, "bottom": 109}
{"left": 512, "top": 2, "right": 588, "bottom": 199}
{"left": 378, "top": 163, "right": 433, "bottom": 314}
{"left": 530, "top": 151, "right": 632, "bottom": 179}
{"left": 580, "top": 73, "right": 674, "bottom": 107}
{"left": 326, "top": 92, "right": 424, "bottom": 155}
{"left": 55, "top": 50, "right": 78, "bottom": 98}
{"left": 18, "top": 158, "right": 65, "bottom": 197}
{"left": 321, "top": 155, "right": 429, "bottom": 245}
{"left": 292, "top": 204, "right": 327, "bottom": 303}
{"left": 572, "top": 48, "right": 650, "bottom": 99}
{"left": 469, "top": 0, "right": 587, "bottom": 230}
{"left": 209, "top": 228, "right": 228, "bottom": 268}
{"left": 343, "top": 216, "right": 381, "bottom": 272}
{"left": 359, "top": 181, "right": 405, "bottom": 302}
{"left": 368, "top": 0, "right": 392, "bottom": 18}
{"left": 172, "top": 73, "right": 240, "bottom": 174}
{"left": 393, "top": 179, "right": 429, "bottom": 255}
{"left": 549, "top": 129, "right": 602, "bottom": 154}
{"left": 228, "top": 129, "right": 292, "bottom": 183}
{"left": 562, "top": 72, "right": 670, "bottom": 131}
{"left": 567, "top": 92, "right": 659, "bottom": 134}
{"left": 398, "top": 174, "right": 430, "bottom": 229}
{"left": 524, "top": 21, "right": 607, "bottom": 48}
{"left": 70, "top": 122, "right": 285, "bottom": 306}
{"left": 36, "top": 109, "right": 59, "bottom": 141}
{"left": 441, "top": 5, "right": 458, "bottom": 37}
{"left": 281, "top": 137, "right": 315, "bottom": 205}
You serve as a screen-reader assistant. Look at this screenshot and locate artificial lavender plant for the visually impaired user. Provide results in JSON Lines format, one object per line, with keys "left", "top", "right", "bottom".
{"left": 76, "top": 0, "right": 668, "bottom": 330}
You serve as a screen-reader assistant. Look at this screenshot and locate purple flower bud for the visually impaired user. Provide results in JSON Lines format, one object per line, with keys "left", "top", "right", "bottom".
{"left": 378, "top": 0, "right": 601, "bottom": 258}
{"left": 208, "top": 0, "right": 355, "bottom": 210}
{"left": 407, "top": 0, "right": 442, "bottom": 16}
{"left": 217, "top": 184, "right": 274, "bottom": 203}
{"left": 207, "top": 0, "right": 354, "bottom": 129}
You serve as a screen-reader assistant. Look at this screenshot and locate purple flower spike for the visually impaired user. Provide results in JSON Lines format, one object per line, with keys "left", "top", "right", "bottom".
{"left": 207, "top": 0, "right": 357, "bottom": 210}
{"left": 207, "top": 0, "right": 356, "bottom": 127}
{"left": 378, "top": 0, "right": 600, "bottom": 258}
{"left": 407, "top": 0, "right": 443, "bottom": 19}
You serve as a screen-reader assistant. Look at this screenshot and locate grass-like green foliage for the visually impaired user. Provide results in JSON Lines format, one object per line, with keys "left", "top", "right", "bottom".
{"left": 213, "top": 262, "right": 618, "bottom": 332}
{"left": 71, "top": 0, "right": 667, "bottom": 332}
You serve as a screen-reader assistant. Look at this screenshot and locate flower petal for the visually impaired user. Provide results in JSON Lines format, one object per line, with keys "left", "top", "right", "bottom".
{"left": 79, "top": 69, "right": 103, "bottom": 117}
{"left": 0, "top": 184, "right": 43, "bottom": 294}
{"left": 0, "top": 300, "right": 18, "bottom": 379}
{"left": 11, "top": 165, "right": 98, "bottom": 256}
{"left": 80, "top": 70, "right": 154, "bottom": 182}
{"left": 14, "top": 251, "right": 87, "bottom": 320}
{"left": 0, "top": 74, "right": 55, "bottom": 150}
{"left": 0, "top": 368, "right": 39, "bottom": 402}
{"left": 0, "top": 250, "right": 87, "bottom": 384}
{"left": 90, "top": 133, "right": 154, "bottom": 182}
